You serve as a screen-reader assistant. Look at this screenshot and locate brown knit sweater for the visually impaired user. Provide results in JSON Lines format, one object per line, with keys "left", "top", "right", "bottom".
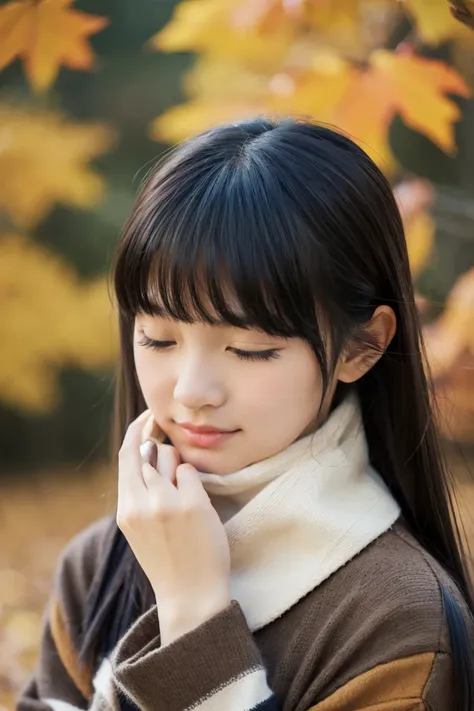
{"left": 16, "top": 513, "right": 473, "bottom": 711}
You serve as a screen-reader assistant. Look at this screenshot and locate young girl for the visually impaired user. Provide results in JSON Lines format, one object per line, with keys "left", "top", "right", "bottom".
{"left": 17, "top": 118, "right": 474, "bottom": 711}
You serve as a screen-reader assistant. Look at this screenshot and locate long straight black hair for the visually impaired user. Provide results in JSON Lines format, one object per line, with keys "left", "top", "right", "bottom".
{"left": 79, "top": 117, "right": 474, "bottom": 709}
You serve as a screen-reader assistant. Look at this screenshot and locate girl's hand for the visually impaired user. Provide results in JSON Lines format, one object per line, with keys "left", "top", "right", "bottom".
{"left": 117, "top": 410, "right": 231, "bottom": 645}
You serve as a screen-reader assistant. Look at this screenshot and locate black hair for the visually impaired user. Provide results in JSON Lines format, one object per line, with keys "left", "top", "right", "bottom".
{"left": 78, "top": 117, "right": 474, "bottom": 710}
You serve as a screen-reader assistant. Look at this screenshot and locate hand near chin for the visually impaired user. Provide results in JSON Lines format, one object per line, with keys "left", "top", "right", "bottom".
{"left": 117, "top": 410, "right": 231, "bottom": 645}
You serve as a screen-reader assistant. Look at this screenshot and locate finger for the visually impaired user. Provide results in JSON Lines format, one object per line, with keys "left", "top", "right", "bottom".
{"left": 122, "top": 409, "right": 152, "bottom": 450}
{"left": 140, "top": 440, "right": 158, "bottom": 468}
{"left": 141, "top": 410, "right": 156, "bottom": 442}
{"left": 142, "top": 462, "right": 177, "bottom": 495}
{"left": 156, "top": 444, "right": 181, "bottom": 485}
{"left": 119, "top": 409, "right": 152, "bottom": 493}
{"left": 175, "top": 463, "right": 208, "bottom": 503}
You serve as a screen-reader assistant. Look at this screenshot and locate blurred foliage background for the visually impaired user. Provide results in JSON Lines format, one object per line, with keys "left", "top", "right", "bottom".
{"left": 0, "top": 0, "right": 474, "bottom": 707}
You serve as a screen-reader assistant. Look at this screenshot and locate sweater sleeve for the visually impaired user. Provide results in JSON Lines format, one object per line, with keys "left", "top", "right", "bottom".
{"left": 106, "top": 600, "right": 455, "bottom": 711}
{"left": 107, "top": 600, "right": 280, "bottom": 711}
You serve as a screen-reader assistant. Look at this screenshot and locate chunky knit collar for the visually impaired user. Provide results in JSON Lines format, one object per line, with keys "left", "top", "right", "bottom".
{"left": 197, "top": 392, "right": 401, "bottom": 631}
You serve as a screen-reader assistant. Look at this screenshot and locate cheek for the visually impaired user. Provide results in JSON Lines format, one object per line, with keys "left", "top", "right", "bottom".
{"left": 133, "top": 346, "right": 149, "bottom": 389}
{"left": 280, "top": 362, "right": 322, "bottom": 411}
{"left": 239, "top": 354, "right": 321, "bottom": 417}
{"left": 133, "top": 348, "right": 170, "bottom": 406}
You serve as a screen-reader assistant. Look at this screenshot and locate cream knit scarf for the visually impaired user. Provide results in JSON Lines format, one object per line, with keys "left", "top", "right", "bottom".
{"left": 197, "top": 392, "right": 401, "bottom": 632}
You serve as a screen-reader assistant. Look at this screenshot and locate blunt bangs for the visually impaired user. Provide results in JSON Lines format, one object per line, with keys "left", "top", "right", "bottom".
{"left": 114, "top": 144, "right": 322, "bottom": 340}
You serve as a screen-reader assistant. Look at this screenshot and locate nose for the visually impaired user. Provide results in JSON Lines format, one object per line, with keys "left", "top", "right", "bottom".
{"left": 173, "top": 354, "right": 226, "bottom": 410}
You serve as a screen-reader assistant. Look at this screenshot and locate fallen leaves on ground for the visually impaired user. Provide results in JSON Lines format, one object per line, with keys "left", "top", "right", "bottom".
{"left": 0, "top": 466, "right": 116, "bottom": 709}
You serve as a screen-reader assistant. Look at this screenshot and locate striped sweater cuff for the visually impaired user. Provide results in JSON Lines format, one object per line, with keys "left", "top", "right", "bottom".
{"left": 112, "top": 601, "right": 279, "bottom": 711}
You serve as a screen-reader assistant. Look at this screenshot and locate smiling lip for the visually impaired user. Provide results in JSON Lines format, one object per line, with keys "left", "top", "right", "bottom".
{"left": 176, "top": 422, "right": 239, "bottom": 447}
{"left": 177, "top": 422, "right": 235, "bottom": 434}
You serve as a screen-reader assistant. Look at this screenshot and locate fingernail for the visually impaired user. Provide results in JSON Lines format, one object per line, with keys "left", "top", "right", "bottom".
{"left": 140, "top": 440, "right": 158, "bottom": 468}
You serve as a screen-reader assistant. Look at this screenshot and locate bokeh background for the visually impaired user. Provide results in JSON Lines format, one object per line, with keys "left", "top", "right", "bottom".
{"left": 1, "top": 0, "right": 474, "bottom": 707}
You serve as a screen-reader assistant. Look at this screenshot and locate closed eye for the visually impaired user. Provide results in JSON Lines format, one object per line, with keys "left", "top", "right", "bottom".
{"left": 137, "top": 335, "right": 175, "bottom": 351}
{"left": 229, "top": 348, "right": 281, "bottom": 362}
{"left": 137, "top": 335, "right": 280, "bottom": 362}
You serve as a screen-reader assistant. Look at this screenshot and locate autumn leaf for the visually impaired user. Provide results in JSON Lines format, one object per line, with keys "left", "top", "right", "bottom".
{"left": 0, "top": 234, "right": 117, "bottom": 412}
{"left": 152, "top": 51, "right": 468, "bottom": 171}
{"left": 0, "top": 0, "right": 108, "bottom": 92}
{"left": 267, "top": 53, "right": 356, "bottom": 123}
{"left": 224, "top": 0, "right": 395, "bottom": 58}
{"left": 305, "top": 0, "right": 397, "bottom": 58}
{"left": 329, "top": 50, "right": 469, "bottom": 166}
{"left": 151, "top": 58, "right": 269, "bottom": 142}
{"left": 183, "top": 56, "right": 270, "bottom": 99}
{"left": 149, "top": 0, "right": 295, "bottom": 71}
{"left": 150, "top": 0, "right": 397, "bottom": 69}
{"left": 0, "top": 107, "right": 115, "bottom": 227}
{"left": 403, "top": 0, "right": 474, "bottom": 44}
{"left": 268, "top": 51, "right": 468, "bottom": 166}
{"left": 151, "top": 51, "right": 355, "bottom": 144}
{"left": 151, "top": 99, "right": 264, "bottom": 144}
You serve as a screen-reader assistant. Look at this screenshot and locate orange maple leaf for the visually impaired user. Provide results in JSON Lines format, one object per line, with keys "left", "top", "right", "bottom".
{"left": 332, "top": 50, "right": 469, "bottom": 161}
{"left": 0, "top": 0, "right": 108, "bottom": 92}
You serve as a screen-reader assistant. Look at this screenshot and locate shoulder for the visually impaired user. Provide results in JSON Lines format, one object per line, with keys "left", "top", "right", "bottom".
{"left": 326, "top": 521, "right": 468, "bottom": 656}
{"left": 290, "top": 522, "right": 472, "bottom": 708}
{"left": 280, "top": 520, "right": 463, "bottom": 666}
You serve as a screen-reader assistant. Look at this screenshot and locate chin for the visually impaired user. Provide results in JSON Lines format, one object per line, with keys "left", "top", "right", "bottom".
{"left": 178, "top": 448, "right": 238, "bottom": 475}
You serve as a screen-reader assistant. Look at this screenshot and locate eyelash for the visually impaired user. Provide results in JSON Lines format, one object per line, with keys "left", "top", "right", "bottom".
{"left": 137, "top": 335, "right": 281, "bottom": 362}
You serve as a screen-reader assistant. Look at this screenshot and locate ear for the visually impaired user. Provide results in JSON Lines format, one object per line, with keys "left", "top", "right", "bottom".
{"left": 336, "top": 305, "right": 397, "bottom": 384}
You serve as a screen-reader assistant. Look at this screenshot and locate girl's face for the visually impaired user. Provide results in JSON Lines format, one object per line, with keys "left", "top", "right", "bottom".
{"left": 133, "top": 314, "right": 331, "bottom": 474}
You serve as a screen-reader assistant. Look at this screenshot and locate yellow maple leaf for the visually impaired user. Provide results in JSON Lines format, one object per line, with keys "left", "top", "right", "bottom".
{"left": 152, "top": 57, "right": 270, "bottom": 142}
{"left": 151, "top": 99, "right": 265, "bottom": 144}
{"left": 0, "top": 107, "right": 115, "bottom": 228}
{"left": 0, "top": 0, "right": 108, "bottom": 92}
{"left": 330, "top": 50, "right": 469, "bottom": 164}
{"left": 375, "top": 51, "right": 469, "bottom": 151}
{"left": 0, "top": 234, "right": 117, "bottom": 412}
{"left": 267, "top": 53, "right": 355, "bottom": 122}
{"left": 305, "top": 0, "right": 396, "bottom": 58}
{"left": 149, "top": 0, "right": 295, "bottom": 71}
{"left": 151, "top": 52, "right": 352, "bottom": 144}
{"left": 183, "top": 57, "right": 270, "bottom": 99}
{"left": 403, "top": 0, "right": 474, "bottom": 45}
